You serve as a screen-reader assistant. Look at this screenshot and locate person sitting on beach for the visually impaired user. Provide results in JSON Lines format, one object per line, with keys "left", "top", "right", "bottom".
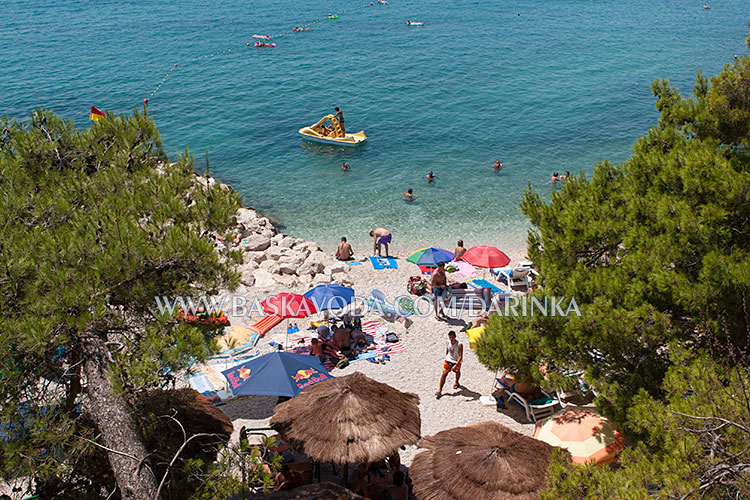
{"left": 370, "top": 227, "right": 391, "bottom": 256}
{"left": 343, "top": 314, "right": 362, "bottom": 333}
{"left": 332, "top": 324, "right": 352, "bottom": 352}
{"left": 454, "top": 240, "right": 466, "bottom": 260}
{"left": 400, "top": 188, "right": 418, "bottom": 202}
{"left": 274, "top": 464, "right": 303, "bottom": 491}
{"left": 426, "top": 171, "right": 437, "bottom": 183}
{"left": 550, "top": 172, "right": 561, "bottom": 183}
{"left": 336, "top": 236, "right": 354, "bottom": 260}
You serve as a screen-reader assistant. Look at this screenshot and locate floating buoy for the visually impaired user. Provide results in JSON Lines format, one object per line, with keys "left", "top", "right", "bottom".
{"left": 144, "top": 98, "right": 148, "bottom": 104}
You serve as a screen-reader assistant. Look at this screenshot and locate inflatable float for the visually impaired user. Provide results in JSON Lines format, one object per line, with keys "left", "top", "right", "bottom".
{"left": 298, "top": 114, "right": 367, "bottom": 147}
{"left": 252, "top": 34, "right": 271, "bottom": 39}
{"left": 328, "top": 14, "right": 339, "bottom": 19}
{"left": 406, "top": 21, "right": 423, "bottom": 25}
{"left": 254, "top": 41, "right": 276, "bottom": 47}
{"left": 293, "top": 27, "right": 312, "bottom": 32}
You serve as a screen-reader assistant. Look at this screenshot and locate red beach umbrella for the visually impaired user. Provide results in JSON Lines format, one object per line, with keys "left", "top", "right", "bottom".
{"left": 261, "top": 292, "right": 317, "bottom": 319}
{"left": 462, "top": 245, "right": 511, "bottom": 269}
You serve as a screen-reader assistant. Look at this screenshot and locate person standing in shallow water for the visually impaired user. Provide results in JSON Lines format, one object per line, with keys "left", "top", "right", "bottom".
{"left": 401, "top": 188, "right": 418, "bottom": 202}
{"left": 436, "top": 330, "right": 463, "bottom": 398}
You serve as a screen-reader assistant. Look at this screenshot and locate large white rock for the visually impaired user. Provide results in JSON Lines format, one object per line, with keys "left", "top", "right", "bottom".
{"left": 243, "top": 251, "right": 267, "bottom": 265}
{"left": 253, "top": 269, "right": 277, "bottom": 289}
{"left": 312, "top": 273, "right": 332, "bottom": 285}
{"left": 271, "top": 233, "right": 285, "bottom": 243}
{"left": 259, "top": 259, "right": 277, "bottom": 272}
{"left": 278, "top": 236, "right": 296, "bottom": 249}
{"left": 299, "top": 251, "right": 327, "bottom": 275}
{"left": 273, "top": 274, "right": 298, "bottom": 288}
{"left": 235, "top": 207, "right": 259, "bottom": 226}
{"left": 242, "top": 234, "right": 271, "bottom": 252}
{"left": 327, "top": 262, "right": 347, "bottom": 275}
{"left": 267, "top": 246, "right": 291, "bottom": 261}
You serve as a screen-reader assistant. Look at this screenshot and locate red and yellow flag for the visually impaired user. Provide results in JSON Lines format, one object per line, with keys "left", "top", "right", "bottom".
{"left": 89, "top": 106, "right": 105, "bottom": 121}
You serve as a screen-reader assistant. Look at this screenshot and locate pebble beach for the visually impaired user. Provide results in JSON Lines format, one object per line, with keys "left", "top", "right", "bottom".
{"left": 200, "top": 174, "right": 536, "bottom": 467}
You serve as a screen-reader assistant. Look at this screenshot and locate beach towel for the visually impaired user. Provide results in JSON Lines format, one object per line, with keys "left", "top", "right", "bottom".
{"left": 418, "top": 265, "right": 435, "bottom": 275}
{"left": 468, "top": 279, "right": 505, "bottom": 294}
{"left": 345, "top": 261, "right": 363, "bottom": 266}
{"left": 247, "top": 315, "right": 282, "bottom": 337}
{"left": 369, "top": 256, "right": 398, "bottom": 270}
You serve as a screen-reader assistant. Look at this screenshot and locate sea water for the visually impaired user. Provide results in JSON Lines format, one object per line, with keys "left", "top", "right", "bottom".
{"left": 1, "top": 0, "right": 746, "bottom": 254}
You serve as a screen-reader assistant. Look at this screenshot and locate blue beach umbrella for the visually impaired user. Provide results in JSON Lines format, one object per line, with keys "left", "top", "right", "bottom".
{"left": 304, "top": 284, "right": 355, "bottom": 311}
{"left": 222, "top": 351, "right": 333, "bottom": 398}
{"left": 406, "top": 247, "right": 456, "bottom": 267}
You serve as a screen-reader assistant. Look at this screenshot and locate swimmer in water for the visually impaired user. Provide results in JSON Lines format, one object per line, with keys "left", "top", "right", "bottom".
{"left": 400, "top": 188, "right": 418, "bottom": 202}
{"left": 492, "top": 160, "right": 504, "bottom": 170}
{"left": 342, "top": 162, "right": 350, "bottom": 172}
{"left": 550, "top": 172, "right": 561, "bottom": 183}
{"left": 426, "top": 171, "right": 437, "bottom": 183}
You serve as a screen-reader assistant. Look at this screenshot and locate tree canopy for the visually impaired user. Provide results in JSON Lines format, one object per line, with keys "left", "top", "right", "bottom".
{"left": 0, "top": 109, "right": 242, "bottom": 498}
{"left": 477, "top": 58, "right": 750, "bottom": 498}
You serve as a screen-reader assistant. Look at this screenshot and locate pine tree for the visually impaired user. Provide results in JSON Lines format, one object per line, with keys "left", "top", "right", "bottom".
{"left": 0, "top": 109, "right": 240, "bottom": 499}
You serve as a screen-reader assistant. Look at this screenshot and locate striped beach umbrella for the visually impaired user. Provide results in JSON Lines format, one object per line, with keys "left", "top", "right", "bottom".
{"left": 534, "top": 407, "right": 625, "bottom": 466}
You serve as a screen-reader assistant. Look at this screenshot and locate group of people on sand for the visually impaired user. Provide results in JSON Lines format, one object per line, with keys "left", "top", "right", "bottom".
{"left": 309, "top": 316, "right": 377, "bottom": 368}
{"left": 334, "top": 227, "right": 392, "bottom": 261}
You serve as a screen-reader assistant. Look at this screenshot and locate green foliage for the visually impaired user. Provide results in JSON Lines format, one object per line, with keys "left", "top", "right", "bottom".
{"left": 0, "top": 109, "right": 241, "bottom": 496}
{"left": 476, "top": 58, "right": 750, "bottom": 497}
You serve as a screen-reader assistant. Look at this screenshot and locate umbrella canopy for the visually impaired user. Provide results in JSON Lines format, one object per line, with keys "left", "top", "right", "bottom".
{"left": 270, "top": 372, "right": 421, "bottom": 464}
{"left": 303, "top": 284, "right": 355, "bottom": 311}
{"left": 262, "top": 292, "right": 317, "bottom": 319}
{"left": 250, "top": 482, "right": 367, "bottom": 499}
{"left": 222, "top": 352, "right": 332, "bottom": 398}
{"left": 534, "top": 407, "right": 625, "bottom": 465}
{"left": 462, "top": 245, "right": 511, "bottom": 269}
{"left": 407, "top": 247, "right": 456, "bottom": 267}
{"left": 411, "top": 422, "right": 560, "bottom": 500}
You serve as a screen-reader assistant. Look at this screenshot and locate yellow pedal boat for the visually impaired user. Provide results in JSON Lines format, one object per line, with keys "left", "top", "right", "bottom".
{"left": 298, "top": 114, "right": 367, "bottom": 147}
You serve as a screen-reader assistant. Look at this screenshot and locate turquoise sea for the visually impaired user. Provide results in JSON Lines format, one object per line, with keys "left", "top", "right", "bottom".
{"left": 1, "top": 0, "right": 747, "bottom": 253}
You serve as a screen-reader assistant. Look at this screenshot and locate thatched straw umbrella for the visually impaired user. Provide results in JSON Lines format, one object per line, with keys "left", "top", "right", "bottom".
{"left": 270, "top": 372, "right": 420, "bottom": 484}
{"left": 250, "top": 482, "right": 367, "bottom": 499}
{"left": 411, "top": 421, "right": 561, "bottom": 500}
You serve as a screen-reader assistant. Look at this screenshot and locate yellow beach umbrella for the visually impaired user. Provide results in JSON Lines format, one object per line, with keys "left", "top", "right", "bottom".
{"left": 466, "top": 325, "right": 485, "bottom": 349}
{"left": 534, "top": 407, "right": 625, "bottom": 466}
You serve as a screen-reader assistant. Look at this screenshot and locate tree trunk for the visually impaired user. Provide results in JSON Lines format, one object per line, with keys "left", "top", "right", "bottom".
{"left": 82, "top": 336, "right": 159, "bottom": 500}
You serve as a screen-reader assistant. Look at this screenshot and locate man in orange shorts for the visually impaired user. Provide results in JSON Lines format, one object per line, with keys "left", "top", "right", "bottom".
{"left": 435, "top": 330, "right": 463, "bottom": 398}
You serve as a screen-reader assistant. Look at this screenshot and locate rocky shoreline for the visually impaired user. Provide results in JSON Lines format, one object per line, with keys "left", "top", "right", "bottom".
{"left": 197, "top": 173, "right": 352, "bottom": 297}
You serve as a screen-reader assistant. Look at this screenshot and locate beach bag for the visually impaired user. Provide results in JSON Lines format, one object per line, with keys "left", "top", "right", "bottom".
{"left": 407, "top": 276, "right": 427, "bottom": 296}
{"left": 386, "top": 332, "right": 399, "bottom": 343}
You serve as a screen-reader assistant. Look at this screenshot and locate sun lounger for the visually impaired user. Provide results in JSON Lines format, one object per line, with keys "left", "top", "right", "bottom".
{"left": 467, "top": 279, "right": 506, "bottom": 294}
{"left": 367, "top": 290, "right": 412, "bottom": 319}
{"left": 247, "top": 315, "right": 282, "bottom": 337}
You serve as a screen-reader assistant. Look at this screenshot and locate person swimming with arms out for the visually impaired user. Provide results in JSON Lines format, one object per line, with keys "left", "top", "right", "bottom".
{"left": 400, "top": 188, "right": 418, "bottom": 202}
{"left": 426, "top": 171, "right": 437, "bottom": 183}
{"left": 342, "top": 162, "right": 350, "bottom": 172}
{"left": 550, "top": 172, "right": 561, "bottom": 183}
{"left": 492, "top": 160, "right": 504, "bottom": 171}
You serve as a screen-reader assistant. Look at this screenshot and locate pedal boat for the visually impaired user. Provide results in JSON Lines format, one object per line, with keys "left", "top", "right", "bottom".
{"left": 298, "top": 114, "right": 367, "bottom": 147}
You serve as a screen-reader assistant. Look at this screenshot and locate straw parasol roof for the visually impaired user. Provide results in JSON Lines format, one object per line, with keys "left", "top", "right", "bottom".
{"left": 270, "top": 371, "right": 421, "bottom": 464}
{"left": 250, "top": 482, "right": 367, "bottom": 499}
{"left": 411, "top": 421, "right": 562, "bottom": 500}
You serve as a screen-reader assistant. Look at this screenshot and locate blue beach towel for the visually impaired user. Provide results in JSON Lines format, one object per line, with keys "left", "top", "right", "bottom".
{"left": 369, "top": 256, "right": 398, "bottom": 269}
{"left": 345, "top": 261, "right": 363, "bottom": 266}
{"left": 469, "top": 279, "right": 504, "bottom": 294}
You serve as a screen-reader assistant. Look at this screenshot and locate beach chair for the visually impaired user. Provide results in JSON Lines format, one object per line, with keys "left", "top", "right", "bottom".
{"left": 507, "top": 389, "right": 561, "bottom": 423}
{"left": 247, "top": 315, "right": 283, "bottom": 337}
{"left": 495, "top": 267, "right": 537, "bottom": 292}
{"left": 366, "top": 290, "right": 412, "bottom": 327}
{"left": 467, "top": 279, "right": 506, "bottom": 295}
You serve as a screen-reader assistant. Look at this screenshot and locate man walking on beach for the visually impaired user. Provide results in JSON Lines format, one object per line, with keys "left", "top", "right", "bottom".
{"left": 369, "top": 227, "right": 391, "bottom": 256}
{"left": 436, "top": 330, "right": 463, "bottom": 398}
{"left": 334, "top": 107, "right": 345, "bottom": 136}
{"left": 430, "top": 262, "right": 448, "bottom": 320}
{"left": 336, "top": 236, "right": 354, "bottom": 260}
